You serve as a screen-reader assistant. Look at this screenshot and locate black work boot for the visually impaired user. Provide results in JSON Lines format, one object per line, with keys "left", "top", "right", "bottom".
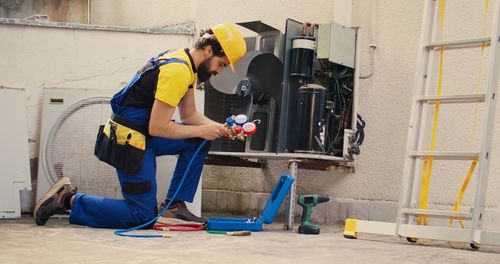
{"left": 33, "top": 176, "right": 77, "bottom": 225}
{"left": 156, "top": 200, "right": 206, "bottom": 225}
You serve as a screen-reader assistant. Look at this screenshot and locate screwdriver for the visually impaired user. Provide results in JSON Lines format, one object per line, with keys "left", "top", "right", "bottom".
{"left": 206, "top": 230, "right": 251, "bottom": 236}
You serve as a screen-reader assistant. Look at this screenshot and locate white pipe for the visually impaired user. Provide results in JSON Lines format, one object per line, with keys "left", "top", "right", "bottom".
{"left": 360, "top": 0, "right": 377, "bottom": 79}
{"left": 87, "top": 0, "right": 91, "bottom": 24}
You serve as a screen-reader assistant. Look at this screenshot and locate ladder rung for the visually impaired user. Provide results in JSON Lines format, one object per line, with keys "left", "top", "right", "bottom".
{"left": 401, "top": 208, "right": 472, "bottom": 220}
{"left": 416, "top": 94, "right": 486, "bottom": 104}
{"left": 425, "top": 37, "right": 491, "bottom": 48}
{"left": 411, "top": 151, "right": 479, "bottom": 160}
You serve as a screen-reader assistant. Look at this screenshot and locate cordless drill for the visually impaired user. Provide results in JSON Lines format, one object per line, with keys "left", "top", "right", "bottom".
{"left": 297, "top": 194, "right": 330, "bottom": 235}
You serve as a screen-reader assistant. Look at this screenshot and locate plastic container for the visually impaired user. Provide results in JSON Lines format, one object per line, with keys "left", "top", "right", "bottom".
{"left": 207, "top": 173, "right": 295, "bottom": 231}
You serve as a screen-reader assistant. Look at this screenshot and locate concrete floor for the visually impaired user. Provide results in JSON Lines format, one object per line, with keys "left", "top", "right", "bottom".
{"left": 1, "top": 216, "right": 500, "bottom": 264}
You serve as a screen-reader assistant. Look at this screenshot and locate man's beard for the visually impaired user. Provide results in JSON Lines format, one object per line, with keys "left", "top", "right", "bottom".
{"left": 197, "top": 57, "right": 216, "bottom": 82}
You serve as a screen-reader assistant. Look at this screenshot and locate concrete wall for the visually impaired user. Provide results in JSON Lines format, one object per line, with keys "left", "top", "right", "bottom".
{"left": 1, "top": 0, "right": 88, "bottom": 23}
{"left": 2, "top": 0, "right": 500, "bottom": 227}
{"left": 0, "top": 23, "right": 192, "bottom": 158}
{"left": 90, "top": 0, "right": 336, "bottom": 33}
{"left": 3, "top": 0, "right": 336, "bottom": 33}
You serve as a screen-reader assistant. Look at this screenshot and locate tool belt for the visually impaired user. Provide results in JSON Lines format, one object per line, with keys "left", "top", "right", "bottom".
{"left": 94, "top": 114, "right": 147, "bottom": 174}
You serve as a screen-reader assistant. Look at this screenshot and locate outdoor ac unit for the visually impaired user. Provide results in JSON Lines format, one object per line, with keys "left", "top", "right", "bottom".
{"left": 36, "top": 87, "right": 202, "bottom": 216}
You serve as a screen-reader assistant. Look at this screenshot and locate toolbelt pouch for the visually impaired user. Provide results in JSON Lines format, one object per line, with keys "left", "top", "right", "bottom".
{"left": 94, "top": 119, "right": 146, "bottom": 174}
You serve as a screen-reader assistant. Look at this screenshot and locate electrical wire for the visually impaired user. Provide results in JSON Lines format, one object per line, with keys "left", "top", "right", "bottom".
{"left": 326, "top": 78, "right": 347, "bottom": 153}
{"left": 114, "top": 140, "right": 208, "bottom": 238}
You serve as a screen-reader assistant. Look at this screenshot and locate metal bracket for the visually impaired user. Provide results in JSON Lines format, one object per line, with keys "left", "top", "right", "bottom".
{"left": 284, "top": 159, "right": 300, "bottom": 230}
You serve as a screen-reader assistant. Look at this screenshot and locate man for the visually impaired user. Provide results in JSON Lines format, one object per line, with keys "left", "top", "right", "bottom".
{"left": 33, "top": 24, "right": 247, "bottom": 228}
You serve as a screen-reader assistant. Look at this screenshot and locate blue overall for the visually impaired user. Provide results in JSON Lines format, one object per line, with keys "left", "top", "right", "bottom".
{"left": 69, "top": 56, "right": 210, "bottom": 229}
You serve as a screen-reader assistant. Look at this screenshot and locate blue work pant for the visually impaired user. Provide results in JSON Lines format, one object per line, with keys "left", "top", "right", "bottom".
{"left": 69, "top": 137, "right": 210, "bottom": 228}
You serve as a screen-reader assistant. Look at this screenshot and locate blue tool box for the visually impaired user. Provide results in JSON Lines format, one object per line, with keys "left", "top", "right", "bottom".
{"left": 207, "top": 173, "right": 294, "bottom": 231}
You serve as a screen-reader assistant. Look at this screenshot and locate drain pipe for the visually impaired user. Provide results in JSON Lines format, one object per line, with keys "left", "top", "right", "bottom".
{"left": 360, "top": 0, "right": 377, "bottom": 79}
{"left": 87, "top": 0, "right": 91, "bottom": 24}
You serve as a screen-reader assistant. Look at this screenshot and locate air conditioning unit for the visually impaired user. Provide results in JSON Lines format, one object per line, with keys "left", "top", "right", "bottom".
{"left": 0, "top": 87, "right": 31, "bottom": 219}
{"left": 36, "top": 87, "right": 202, "bottom": 217}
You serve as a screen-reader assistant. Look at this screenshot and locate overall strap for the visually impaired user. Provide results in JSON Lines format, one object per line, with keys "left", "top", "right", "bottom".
{"left": 141, "top": 57, "right": 189, "bottom": 76}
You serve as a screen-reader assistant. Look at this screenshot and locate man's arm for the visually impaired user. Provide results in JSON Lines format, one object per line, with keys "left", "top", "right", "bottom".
{"left": 178, "top": 89, "right": 220, "bottom": 126}
{"left": 149, "top": 98, "right": 222, "bottom": 140}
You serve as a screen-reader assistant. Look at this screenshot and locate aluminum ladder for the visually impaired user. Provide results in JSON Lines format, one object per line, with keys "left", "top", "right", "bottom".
{"left": 343, "top": 0, "right": 500, "bottom": 248}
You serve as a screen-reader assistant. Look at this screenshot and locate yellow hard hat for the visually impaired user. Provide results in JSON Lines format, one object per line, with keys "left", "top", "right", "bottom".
{"left": 212, "top": 24, "right": 247, "bottom": 72}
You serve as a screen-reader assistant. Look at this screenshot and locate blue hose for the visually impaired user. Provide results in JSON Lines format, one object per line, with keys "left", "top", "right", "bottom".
{"left": 114, "top": 140, "right": 208, "bottom": 238}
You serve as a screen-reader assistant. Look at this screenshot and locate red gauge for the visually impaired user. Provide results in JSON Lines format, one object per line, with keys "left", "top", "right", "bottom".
{"left": 242, "top": 122, "right": 257, "bottom": 135}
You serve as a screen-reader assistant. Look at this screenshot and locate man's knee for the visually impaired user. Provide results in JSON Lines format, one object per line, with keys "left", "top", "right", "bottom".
{"left": 121, "top": 181, "right": 158, "bottom": 225}
{"left": 123, "top": 205, "right": 157, "bottom": 228}
{"left": 136, "top": 205, "right": 158, "bottom": 223}
{"left": 126, "top": 198, "right": 158, "bottom": 227}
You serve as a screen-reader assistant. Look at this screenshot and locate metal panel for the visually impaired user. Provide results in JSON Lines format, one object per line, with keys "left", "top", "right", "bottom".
{"left": 237, "top": 21, "right": 280, "bottom": 35}
{"left": 317, "top": 23, "right": 331, "bottom": 59}
{"left": 317, "top": 21, "right": 356, "bottom": 69}
{"left": 330, "top": 22, "right": 356, "bottom": 68}
{"left": 0, "top": 87, "right": 31, "bottom": 218}
{"left": 208, "top": 151, "right": 345, "bottom": 162}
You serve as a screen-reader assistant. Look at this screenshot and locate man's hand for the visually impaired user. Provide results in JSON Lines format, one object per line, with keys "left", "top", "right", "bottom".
{"left": 199, "top": 123, "right": 229, "bottom": 141}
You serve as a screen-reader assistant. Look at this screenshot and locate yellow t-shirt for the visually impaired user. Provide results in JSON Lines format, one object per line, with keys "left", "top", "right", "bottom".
{"left": 154, "top": 49, "right": 197, "bottom": 107}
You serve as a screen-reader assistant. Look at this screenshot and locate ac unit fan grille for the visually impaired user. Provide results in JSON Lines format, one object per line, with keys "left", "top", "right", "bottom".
{"left": 43, "top": 97, "right": 122, "bottom": 199}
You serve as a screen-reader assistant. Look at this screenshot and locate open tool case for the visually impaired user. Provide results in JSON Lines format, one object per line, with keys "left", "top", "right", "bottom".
{"left": 207, "top": 173, "right": 294, "bottom": 231}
